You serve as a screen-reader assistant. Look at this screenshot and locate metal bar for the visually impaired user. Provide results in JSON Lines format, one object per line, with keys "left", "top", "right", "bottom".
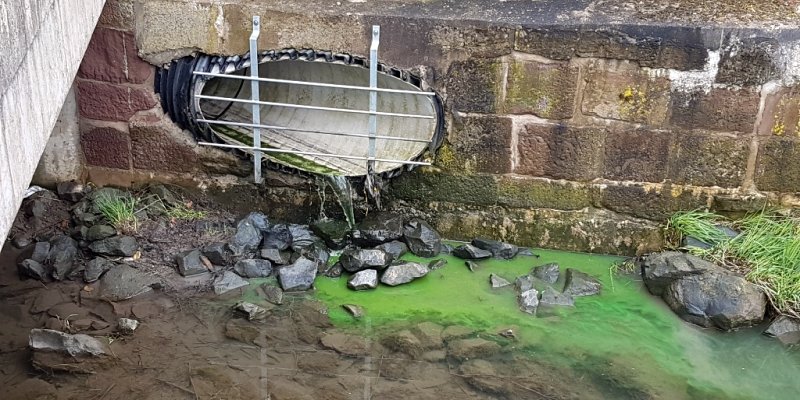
{"left": 367, "top": 25, "right": 379, "bottom": 175}
{"left": 198, "top": 142, "right": 432, "bottom": 166}
{"left": 195, "top": 94, "right": 434, "bottom": 119}
{"left": 193, "top": 71, "right": 435, "bottom": 96}
{"left": 196, "top": 118, "right": 431, "bottom": 143}
{"left": 249, "top": 16, "right": 262, "bottom": 184}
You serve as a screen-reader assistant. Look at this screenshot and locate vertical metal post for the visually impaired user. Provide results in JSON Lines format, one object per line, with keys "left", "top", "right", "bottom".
{"left": 367, "top": 25, "right": 380, "bottom": 174}
{"left": 250, "top": 16, "right": 263, "bottom": 184}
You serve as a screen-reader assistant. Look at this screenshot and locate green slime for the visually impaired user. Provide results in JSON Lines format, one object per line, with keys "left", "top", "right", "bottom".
{"left": 311, "top": 248, "right": 800, "bottom": 400}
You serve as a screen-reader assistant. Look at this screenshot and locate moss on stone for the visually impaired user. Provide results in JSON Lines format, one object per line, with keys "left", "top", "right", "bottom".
{"left": 389, "top": 170, "right": 499, "bottom": 206}
{"left": 497, "top": 176, "right": 592, "bottom": 210}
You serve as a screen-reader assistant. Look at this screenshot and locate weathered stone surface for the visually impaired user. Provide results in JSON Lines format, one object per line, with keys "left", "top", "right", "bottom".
{"left": 460, "top": 359, "right": 508, "bottom": 396}
{"left": 261, "top": 284, "right": 284, "bottom": 305}
{"left": 99, "top": 264, "right": 157, "bottom": 301}
{"left": 29, "top": 329, "right": 110, "bottom": 373}
{"left": 262, "top": 224, "right": 292, "bottom": 250}
{"left": 452, "top": 244, "right": 492, "bottom": 260}
{"left": 380, "top": 261, "right": 429, "bottom": 286}
{"left": 234, "top": 259, "right": 273, "bottom": 278}
{"left": 48, "top": 235, "right": 79, "bottom": 281}
{"left": 174, "top": 249, "right": 207, "bottom": 277}
{"left": 339, "top": 248, "right": 391, "bottom": 272}
{"left": 56, "top": 181, "right": 86, "bottom": 202}
{"left": 224, "top": 318, "right": 265, "bottom": 347}
{"left": 639, "top": 251, "right": 719, "bottom": 296}
{"left": 130, "top": 122, "right": 198, "bottom": 172}
{"left": 663, "top": 273, "right": 767, "bottom": 330}
{"left": 201, "top": 242, "right": 228, "bottom": 266}
{"left": 539, "top": 287, "right": 575, "bottom": 308}
{"left": 342, "top": 304, "right": 364, "bottom": 319}
{"left": 465, "top": 260, "right": 480, "bottom": 272}
{"left": 531, "top": 263, "right": 560, "bottom": 284}
{"left": 442, "top": 325, "right": 475, "bottom": 341}
{"left": 445, "top": 59, "right": 502, "bottom": 113}
{"left": 764, "top": 316, "right": 800, "bottom": 344}
{"left": 381, "top": 330, "right": 423, "bottom": 358}
{"left": 278, "top": 257, "right": 318, "bottom": 291}
{"left": 288, "top": 224, "right": 321, "bottom": 252}
{"left": 515, "top": 124, "right": 605, "bottom": 181}
{"left": 84, "top": 258, "right": 115, "bottom": 283}
{"left": 390, "top": 171, "right": 499, "bottom": 206}
{"left": 351, "top": 213, "right": 404, "bottom": 247}
{"left": 347, "top": 269, "right": 378, "bottom": 291}
{"left": 563, "top": 269, "right": 602, "bottom": 297}
{"left": 30, "top": 241, "right": 51, "bottom": 263}
{"left": 89, "top": 235, "right": 138, "bottom": 257}
{"left": 755, "top": 137, "right": 800, "bottom": 192}
{"left": 515, "top": 274, "right": 540, "bottom": 293}
{"left": 497, "top": 176, "right": 592, "bottom": 212}
{"left": 518, "top": 289, "right": 539, "bottom": 314}
{"left": 670, "top": 88, "right": 760, "bottom": 133}
{"left": 717, "top": 37, "right": 779, "bottom": 87}
{"left": 375, "top": 241, "right": 408, "bottom": 260}
{"left": 76, "top": 80, "right": 157, "bottom": 121}
{"left": 85, "top": 224, "right": 116, "bottom": 241}
{"left": 213, "top": 271, "right": 250, "bottom": 295}
{"left": 504, "top": 59, "right": 578, "bottom": 119}
{"left": 411, "top": 321, "right": 444, "bottom": 349}
{"left": 260, "top": 248, "right": 291, "bottom": 265}
{"left": 600, "top": 182, "right": 711, "bottom": 221}
{"left": 604, "top": 128, "right": 671, "bottom": 182}
{"left": 443, "top": 115, "right": 512, "bottom": 174}
{"left": 78, "top": 27, "right": 152, "bottom": 84}
{"left": 320, "top": 332, "right": 369, "bottom": 356}
{"left": 583, "top": 63, "right": 671, "bottom": 126}
{"left": 81, "top": 127, "right": 131, "bottom": 169}
{"left": 403, "top": 219, "right": 442, "bottom": 258}
{"left": 233, "top": 302, "right": 268, "bottom": 321}
{"left": 759, "top": 85, "right": 800, "bottom": 138}
{"left": 118, "top": 318, "right": 139, "bottom": 335}
{"left": 18, "top": 259, "right": 49, "bottom": 281}
{"left": 667, "top": 132, "right": 749, "bottom": 188}
{"left": 98, "top": 0, "right": 134, "bottom": 30}
{"left": 310, "top": 219, "right": 350, "bottom": 250}
{"left": 489, "top": 273, "right": 511, "bottom": 288}
{"left": 471, "top": 238, "right": 518, "bottom": 259}
{"left": 229, "top": 218, "right": 262, "bottom": 256}
{"left": 428, "top": 258, "right": 447, "bottom": 270}
{"left": 447, "top": 338, "right": 501, "bottom": 360}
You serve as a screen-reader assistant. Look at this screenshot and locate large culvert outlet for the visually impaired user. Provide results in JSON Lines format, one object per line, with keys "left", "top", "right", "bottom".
{"left": 156, "top": 50, "right": 444, "bottom": 177}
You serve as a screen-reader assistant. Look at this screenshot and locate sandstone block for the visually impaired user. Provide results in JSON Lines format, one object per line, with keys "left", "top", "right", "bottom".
{"left": 755, "top": 137, "right": 800, "bottom": 192}
{"left": 77, "top": 80, "right": 158, "bottom": 121}
{"left": 604, "top": 128, "right": 671, "bottom": 182}
{"left": 504, "top": 59, "right": 578, "bottom": 119}
{"left": 444, "top": 115, "right": 512, "bottom": 174}
{"left": 582, "top": 64, "right": 671, "bottom": 126}
{"left": 669, "top": 88, "right": 760, "bottom": 134}
{"left": 445, "top": 59, "right": 503, "bottom": 113}
{"left": 515, "top": 123, "right": 605, "bottom": 181}
{"left": 667, "top": 132, "right": 749, "bottom": 187}
{"left": 81, "top": 127, "right": 131, "bottom": 169}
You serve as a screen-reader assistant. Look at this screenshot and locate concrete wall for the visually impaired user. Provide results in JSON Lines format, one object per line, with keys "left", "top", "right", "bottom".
{"left": 0, "top": 0, "right": 105, "bottom": 245}
{"left": 73, "top": 0, "right": 800, "bottom": 254}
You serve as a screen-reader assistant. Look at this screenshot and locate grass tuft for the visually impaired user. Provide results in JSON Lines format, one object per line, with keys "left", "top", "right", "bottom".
{"left": 95, "top": 192, "right": 138, "bottom": 232}
{"left": 166, "top": 202, "right": 207, "bottom": 221}
{"left": 666, "top": 210, "right": 729, "bottom": 247}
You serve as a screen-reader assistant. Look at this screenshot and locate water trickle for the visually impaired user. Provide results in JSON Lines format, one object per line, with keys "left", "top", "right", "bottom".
{"left": 320, "top": 175, "right": 355, "bottom": 229}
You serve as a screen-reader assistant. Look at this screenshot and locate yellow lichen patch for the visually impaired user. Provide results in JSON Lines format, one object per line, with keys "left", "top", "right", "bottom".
{"left": 772, "top": 120, "right": 786, "bottom": 136}
{"left": 618, "top": 85, "right": 652, "bottom": 121}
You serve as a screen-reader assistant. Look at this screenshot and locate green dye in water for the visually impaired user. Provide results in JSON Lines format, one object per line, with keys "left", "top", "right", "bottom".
{"left": 312, "top": 248, "right": 800, "bottom": 400}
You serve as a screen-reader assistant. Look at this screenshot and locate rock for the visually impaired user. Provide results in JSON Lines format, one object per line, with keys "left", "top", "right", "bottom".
{"left": 213, "top": 271, "right": 250, "bottom": 295}
{"left": 56, "top": 181, "right": 85, "bottom": 202}
{"left": 465, "top": 260, "right": 480, "bottom": 272}
{"left": 531, "top": 263, "right": 560, "bottom": 284}
{"left": 422, "top": 350, "right": 447, "bottom": 362}
{"left": 202, "top": 242, "right": 229, "bottom": 265}
{"left": 563, "top": 269, "right": 602, "bottom": 297}
{"left": 351, "top": 212, "right": 404, "bottom": 247}
{"left": 428, "top": 258, "right": 447, "bottom": 270}
{"left": 663, "top": 272, "right": 767, "bottom": 330}
{"left": 403, "top": 219, "right": 442, "bottom": 257}
{"left": 447, "top": 338, "right": 501, "bottom": 360}
{"left": 19, "top": 260, "right": 50, "bottom": 281}
{"left": 342, "top": 304, "right": 364, "bottom": 318}
{"left": 99, "top": 264, "right": 158, "bottom": 301}
{"left": 228, "top": 218, "right": 262, "bottom": 256}
{"left": 85, "top": 224, "right": 115, "bottom": 241}
{"left": 442, "top": 325, "right": 475, "bottom": 341}
{"left": 48, "top": 235, "right": 78, "bottom": 281}
{"left": 174, "top": 249, "right": 208, "bottom": 277}
{"left": 347, "top": 269, "right": 378, "bottom": 290}
{"left": 639, "top": 251, "right": 718, "bottom": 296}
{"left": 84, "top": 258, "right": 114, "bottom": 283}
{"left": 29, "top": 329, "right": 110, "bottom": 373}
{"left": 261, "top": 284, "right": 284, "bottom": 305}
{"left": 278, "top": 257, "right": 318, "bottom": 291}
{"left": 224, "top": 319, "right": 265, "bottom": 347}
{"left": 339, "top": 248, "right": 391, "bottom": 272}
{"left": 260, "top": 248, "right": 292, "bottom": 265}
{"left": 234, "top": 302, "right": 268, "bottom": 321}
{"left": 441, "top": 243, "right": 454, "bottom": 254}
{"left": 88, "top": 235, "right": 138, "bottom": 257}
{"left": 381, "top": 330, "right": 423, "bottom": 358}
{"left": 321, "top": 262, "right": 343, "bottom": 278}
{"left": 460, "top": 359, "right": 509, "bottom": 396}
{"left": 489, "top": 274, "right": 511, "bottom": 288}
{"left": 30, "top": 241, "right": 51, "bottom": 263}
{"left": 11, "top": 234, "right": 33, "bottom": 249}
{"left": 320, "top": 332, "right": 369, "bottom": 356}
{"left": 539, "top": 287, "right": 575, "bottom": 308}
{"left": 380, "top": 261, "right": 429, "bottom": 286}
{"left": 311, "top": 219, "right": 350, "bottom": 250}
{"left": 518, "top": 289, "right": 539, "bottom": 314}
{"left": 375, "top": 240, "right": 408, "bottom": 260}
{"left": 764, "top": 316, "right": 800, "bottom": 344}
{"left": 515, "top": 275, "right": 535, "bottom": 292}
{"left": 295, "top": 242, "right": 329, "bottom": 266}
{"left": 411, "top": 321, "right": 444, "bottom": 349}
{"left": 288, "top": 224, "right": 320, "bottom": 251}
{"left": 118, "top": 318, "right": 139, "bottom": 334}
{"left": 452, "top": 244, "right": 492, "bottom": 260}
{"left": 243, "top": 212, "right": 270, "bottom": 232}
{"left": 471, "top": 238, "right": 519, "bottom": 259}
{"left": 25, "top": 197, "right": 48, "bottom": 218}
{"left": 682, "top": 236, "right": 712, "bottom": 250}
{"left": 262, "top": 224, "right": 292, "bottom": 250}
{"left": 234, "top": 259, "right": 273, "bottom": 278}
{"left": 517, "top": 248, "right": 539, "bottom": 257}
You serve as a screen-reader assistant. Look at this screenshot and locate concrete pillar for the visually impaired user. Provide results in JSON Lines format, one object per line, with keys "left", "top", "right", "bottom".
{"left": 32, "top": 86, "right": 84, "bottom": 186}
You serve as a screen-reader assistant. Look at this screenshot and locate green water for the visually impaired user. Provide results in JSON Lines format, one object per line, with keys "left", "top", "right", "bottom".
{"left": 312, "top": 249, "right": 800, "bottom": 399}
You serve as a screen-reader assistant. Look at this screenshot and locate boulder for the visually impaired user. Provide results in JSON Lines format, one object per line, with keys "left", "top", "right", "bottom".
{"left": 174, "top": 249, "right": 208, "bottom": 277}
{"left": 213, "top": 271, "right": 250, "bottom": 295}
{"left": 489, "top": 274, "right": 512, "bottom": 289}
{"left": 88, "top": 235, "right": 138, "bottom": 257}
{"left": 351, "top": 213, "right": 404, "bottom": 247}
{"left": 380, "top": 261, "right": 429, "bottom": 286}
{"left": 471, "top": 238, "right": 519, "bottom": 259}
{"left": 29, "top": 329, "right": 110, "bottom": 373}
{"left": 260, "top": 248, "right": 292, "bottom": 265}
{"left": 288, "top": 224, "right": 320, "bottom": 251}
{"left": 262, "top": 224, "right": 292, "bottom": 250}
{"left": 310, "top": 219, "right": 350, "bottom": 250}
{"left": 278, "top": 257, "right": 318, "bottom": 291}
{"left": 243, "top": 212, "right": 270, "bottom": 232}
{"left": 563, "top": 269, "right": 602, "bottom": 297}
{"left": 663, "top": 272, "right": 766, "bottom": 330}
{"left": 447, "top": 338, "right": 501, "bottom": 360}
{"left": 202, "top": 242, "right": 229, "bottom": 266}
{"left": 234, "top": 259, "right": 273, "bottom": 278}
{"left": 48, "top": 235, "right": 78, "bottom": 280}
{"left": 18, "top": 259, "right": 50, "bottom": 281}
{"left": 85, "top": 224, "right": 115, "bottom": 241}
{"left": 261, "top": 284, "right": 284, "bottom": 305}
{"left": 233, "top": 302, "right": 268, "bottom": 321}
{"left": 375, "top": 240, "right": 408, "bottom": 260}
{"left": 428, "top": 258, "right": 447, "bottom": 271}
{"left": 403, "top": 219, "right": 442, "bottom": 257}
{"left": 539, "top": 287, "right": 575, "bottom": 308}
{"left": 228, "top": 218, "right": 262, "bottom": 256}
{"left": 99, "top": 264, "right": 158, "bottom": 301}
{"left": 639, "top": 251, "right": 718, "bottom": 296}
{"left": 764, "top": 316, "right": 800, "bottom": 344}
{"left": 347, "top": 269, "right": 378, "bottom": 290}
{"left": 339, "top": 248, "right": 391, "bottom": 272}
{"left": 518, "top": 289, "right": 539, "bottom": 314}
{"left": 84, "top": 258, "right": 115, "bottom": 283}
{"left": 294, "top": 242, "right": 330, "bottom": 266}
{"left": 452, "top": 244, "right": 492, "bottom": 260}
{"left": 531, "top": 263, "right": 560, "bottom": 284}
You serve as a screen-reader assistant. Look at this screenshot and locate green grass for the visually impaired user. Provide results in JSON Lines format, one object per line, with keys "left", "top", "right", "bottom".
{"left": 667, "top": 209, "right": 800, "bottom": 317}
{"left": 95, "top": 192, "right": 138, "bottom": 232}
{"left": 166, "top": 203, "right": 207, "bottom": 221}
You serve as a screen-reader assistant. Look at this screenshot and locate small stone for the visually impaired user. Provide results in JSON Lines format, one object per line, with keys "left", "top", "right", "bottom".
{"left": 228, "top": 218, "right": 262, "bottom": 256}
{"left": 339, "top": 248, "right": 391, "bottom": 272}
{"left": 18, "top": 259, "right": 49, "bottom": 281}
{"left": 84, "top": 258, "right": 115, "bottom": 283}
{"left": 234, "top": 259, "right": 273, "bottom": 278}
{"left": 89, "top": 236, "right": 138, "bottom": 257}
{"left": 118, "top": 318, "right": 139, "bottom": 335}
{"left": 563, "top": 269, "right": 602, "bottom": 297}
{"left": 471, "top": 238, "right": 519, "bottom": 259}
{"left": 260, "top": 248, "right": 292, "bottom": 265}
{"left": 347, "top": 269, "right": 378, "bottom": 290}
{"left": 29, "top": 328, "right": 109, "bottom": 357}
{"left": 452, "top": 244, "right": 492, "bottom": 260}
{"left": 85, "top": 224, "right": 116, "bottom": 241}
{"left": 278, "top": 257, "right": 318, "bottom": 291}
{"left": 539, "top": 287, "right": 575, "bottom": 308}
{"left": 242, "top": 212, "right": 270, "bottom": 232}
{"left": 402, "top": 219, "right": 442, "bottom": 257}
{"left": 375, "top": 240, "right": 408, "bottom": 260}
{"left": 322, "top": 262, "right": 344, "bottom": 278}
{"left": 465, "top": 261, "right": 479, "bottom": 272}
{"left": 147, "top": 184, "right": 178, "bottom": 206}
{"left": 56, "top": 181, "right": 85, "bottom": 202}
{"left": 48, "top": 235, "right": 78, "bottom": 281}
{"left": 202, "top": 242, "right": 229, "bottom": 265}
{"left": 518, "top": 289, "right": 539, "bottom": 314}
{"left": 261, "top": 284, "right": 284, "bottom": 305}
{"left": 411, "top": 321, "right": 444, "bottom": 349}
{"left": 174, "top": 249, "right": 208, "bottom": 277}
{"left": 489, "top": 274, "right": 511, "bottom": 288}
{"left": 213, "top": 271, "right": 250, "bottom": 295}
{"left": 342, "top": 304, "right": 365, "bottom": 319}
{"left": 428, "top": 258, "right": 447, "bottom": 270}
{"left": 441, "top": 243, "right": 454, "bottom": 254}
{"left": 380, "top": 261, "right": 429, "bottom": 286}
{"left": 234, "top": 302, "right": 268, "bottom": 321}
{"left": 30, "top": 241, "right": 51, "bottom": 263}
{"left": 517, "top": 248, "right": 539, "bottom": 257}
{"left": 764, "top": 316, "right": 800, "bottom": 344}
{"left": 531, "top": 263, "right": 560, "bottom": 284}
